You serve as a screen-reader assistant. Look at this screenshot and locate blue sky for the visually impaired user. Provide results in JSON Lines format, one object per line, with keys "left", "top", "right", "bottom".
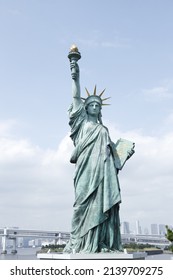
{"left": 0, "top": 0, "right": 173, "bottom": 233}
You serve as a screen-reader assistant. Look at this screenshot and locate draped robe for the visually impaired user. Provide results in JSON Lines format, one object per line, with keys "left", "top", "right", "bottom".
{"left": 64, "top": 103, "right": 122, "bottom": 253}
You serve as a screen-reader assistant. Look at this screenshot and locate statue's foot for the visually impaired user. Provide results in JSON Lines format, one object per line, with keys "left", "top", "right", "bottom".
{"left": 101, "top": 248, "right": 109, "bottom": 253}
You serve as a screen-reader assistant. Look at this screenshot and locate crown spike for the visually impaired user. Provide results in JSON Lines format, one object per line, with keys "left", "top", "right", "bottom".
{"left": 102, "top": 97, "right": 111, "bottom": 101}
{"left": 94, "top": 85, "right": 97, "bottom": 95}
{"left": 99, "top": 88, "right": 106, "bottom": 97}
{"left": 84, "top": 86, "right": 111, "bottom": 106}
{"left": 85, "top": 87, "right": 90, "bottom": 96}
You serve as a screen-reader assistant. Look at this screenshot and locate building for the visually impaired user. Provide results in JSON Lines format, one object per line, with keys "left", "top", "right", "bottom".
{"left": 121, "top": 221, "right": 130, "bottom": 234}
{"left": 151, "top": 224, "right": 159, "bottom": 235}
{"left": 159, "top": 224, "right": 166, "bottom": 235}
{"left": 143, "top": 227, "right": 149, "bottom": 235}
{"left": 136, "top": 220, "right": 142, "bottom": 235}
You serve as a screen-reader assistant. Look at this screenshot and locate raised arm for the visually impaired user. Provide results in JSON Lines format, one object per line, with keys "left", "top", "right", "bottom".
{"left": 68, "top": 45, "right": 82, "bottom": 112}
{"left": 70, "top": 61, "right": 82, "bottom": 111}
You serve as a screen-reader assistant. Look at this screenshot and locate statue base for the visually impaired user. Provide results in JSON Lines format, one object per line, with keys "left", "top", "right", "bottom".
{"left": 37, "top": 252, "right": 146, "bottom": 260}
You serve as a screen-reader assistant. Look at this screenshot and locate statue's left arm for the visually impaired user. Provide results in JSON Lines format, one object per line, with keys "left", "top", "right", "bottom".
{"left": 110, "top": 139, "right": 135, "bottom": 170}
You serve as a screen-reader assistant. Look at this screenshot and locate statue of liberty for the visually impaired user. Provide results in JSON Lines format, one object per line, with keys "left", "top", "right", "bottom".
{"left": 64, "top": 45, "right": 135, "bottom": 254}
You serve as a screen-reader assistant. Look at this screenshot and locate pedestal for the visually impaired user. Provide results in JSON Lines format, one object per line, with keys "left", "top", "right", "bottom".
{"left": 37, "top": 252, "right": 146, "bottom": 260}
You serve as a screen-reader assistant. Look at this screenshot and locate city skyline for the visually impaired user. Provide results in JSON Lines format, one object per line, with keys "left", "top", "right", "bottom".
{"left": 1, "top": 219, "right": 172, "bottom": 235}
{"left": 121, "top": 220, "right": 172, "bottom": 235}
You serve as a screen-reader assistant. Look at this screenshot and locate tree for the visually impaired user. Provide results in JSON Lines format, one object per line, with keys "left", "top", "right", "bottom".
{"left": 165, "top": 225, "right": 173, "bottom": 252}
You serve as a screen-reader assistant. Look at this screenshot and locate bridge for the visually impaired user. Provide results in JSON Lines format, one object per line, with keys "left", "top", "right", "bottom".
{"left": 121, "top": 233, "right": 170, "bottom": 248}
{"left": 0, "top": 228, "right": 170, "bottom": 254}
{"left": 0, "top": 228, "right": 70, "bottom": 254}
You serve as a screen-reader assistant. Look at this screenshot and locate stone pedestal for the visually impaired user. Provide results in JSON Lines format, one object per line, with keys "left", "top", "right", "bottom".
{"left": 37, "top": 252, "right": 146, "bottom": 260}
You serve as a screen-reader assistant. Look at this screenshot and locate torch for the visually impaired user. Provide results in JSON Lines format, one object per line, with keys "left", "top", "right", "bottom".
{"left": 68, "top": 44, "right": 81, "bottom": 78}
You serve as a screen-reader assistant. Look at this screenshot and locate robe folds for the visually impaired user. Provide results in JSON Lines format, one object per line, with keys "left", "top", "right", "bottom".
{"left": 64, "top": 103, "right": 122, "bottom": 253}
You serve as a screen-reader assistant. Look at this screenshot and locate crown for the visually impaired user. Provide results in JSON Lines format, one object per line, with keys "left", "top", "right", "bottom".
{"left": 81, "top": 85, "right": 111, "bottom": 107}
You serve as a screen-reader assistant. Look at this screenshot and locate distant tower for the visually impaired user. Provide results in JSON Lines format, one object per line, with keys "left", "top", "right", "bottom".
{"left": 143, "top": 227, "right": 149, "bottom": 235}
{"left": 151, "top": 224, "right": 159, "bottom": 235}
{"left": 136, "top": 220, "right": 142, "bottom": 235}
{"left": 121, "top": 221, "right": 130, "bottom": 234}
{"left": 158, "top": 224, "right": 166, "bottom": 235}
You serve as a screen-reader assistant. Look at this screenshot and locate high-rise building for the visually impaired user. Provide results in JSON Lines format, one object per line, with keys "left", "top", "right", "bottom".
{"left": 136, "top": 220, "right": 142, "bottom": 235}
{"left": 121, "top": 221, "right": 130, "bottom": 234}
{"left": 151, "top": 224, "right": 159, "bottom": 235}
{"left": 158, "top": 224, "right": 166, "bottom": 235}
{"left": 143, "top": 227, "right": 149, "bottom": 235}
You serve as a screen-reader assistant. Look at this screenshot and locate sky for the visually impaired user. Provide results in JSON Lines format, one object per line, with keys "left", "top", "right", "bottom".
{"left": 0, "top": 0, "right": 173, "bottom": 234}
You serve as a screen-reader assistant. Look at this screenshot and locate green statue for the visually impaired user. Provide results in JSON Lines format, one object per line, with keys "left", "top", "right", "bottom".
{"left": 64, "top": 45, "right": 135, "bottom": 254}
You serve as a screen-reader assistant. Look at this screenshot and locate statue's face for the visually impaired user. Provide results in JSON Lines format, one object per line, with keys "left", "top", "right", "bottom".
{"left": 86, "top": 102, "right": 101, "bottom": 117}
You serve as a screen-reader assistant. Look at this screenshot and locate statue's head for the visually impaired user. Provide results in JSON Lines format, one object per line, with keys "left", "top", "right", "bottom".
{"left": 85, "top": 100, "right": 102, "bottom": 120}
{"left": 82, "top": 86, "right": 110, "bottom": 124}
{"left": 82, "top": 86, "right": 110, "bottom": 109}
{"left": 85, "top": 95, "right": 102, "bottom": 109}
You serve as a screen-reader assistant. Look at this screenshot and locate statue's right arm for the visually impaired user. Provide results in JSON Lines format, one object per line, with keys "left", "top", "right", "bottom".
{"left": 70, "top": 61, "right": 82, "bottom": 111}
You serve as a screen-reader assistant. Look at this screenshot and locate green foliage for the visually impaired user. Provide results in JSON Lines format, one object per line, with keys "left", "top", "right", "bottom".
{"left": 40, "top": 244, "right": 66, "bottom": 253}
{"left": 165, "top": 226, "right": 173, "bottom": 252}
{"left": 123, "top": 243, "right": 157, "bottom": 250}
{"left": 41, "top": 244, "right": 66, "bottom": 249}
{"left": 165, "top": 225, "right": 173, "bottom": 242}
{"left": 166, "top": 245, "right": 173, "bottom": 253}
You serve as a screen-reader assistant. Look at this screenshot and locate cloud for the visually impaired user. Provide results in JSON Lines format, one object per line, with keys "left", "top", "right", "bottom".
{"left": 0, "top": 119, "right": 173, "bottom": 233}
{"left": 107, "top": 123, "right": 173, "bottom": 231}
{"left": 100, "top": 38, "right": 131, "bottom": 49}
{"left": 78, "top": 33, "right": 130, "bottom": 50}
{"left": 0, "top": 119, "right": 18, "bottom": 137}
{"left": 0, "top": 121, "right": 74, "bottom": 230}
{"left": 142, "top": 80, "right": 173, "bottom": 101}
{"left": 164, "top": 111, "right": 173, "bottom": 126}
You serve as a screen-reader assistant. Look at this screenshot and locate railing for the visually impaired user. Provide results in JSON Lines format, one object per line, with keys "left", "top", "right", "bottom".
{"left": 0, "top": 228, "right": 70, "bottom": 254}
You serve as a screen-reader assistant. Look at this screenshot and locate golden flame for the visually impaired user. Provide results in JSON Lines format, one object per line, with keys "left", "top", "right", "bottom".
{"left": 70, "top": 44, "right": 79, "bottom": 52}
